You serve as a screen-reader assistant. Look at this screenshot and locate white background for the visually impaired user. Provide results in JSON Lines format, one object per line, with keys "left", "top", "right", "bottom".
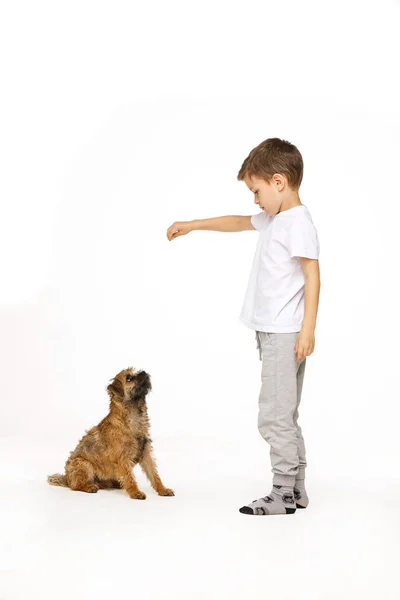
{"left": 1, "top": 1, "right": 400, "bottom": 599}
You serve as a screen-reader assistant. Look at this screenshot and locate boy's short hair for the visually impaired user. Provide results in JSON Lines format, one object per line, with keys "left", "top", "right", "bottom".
{"left": 237, "top": 138, "right": 303, "bottom": 190}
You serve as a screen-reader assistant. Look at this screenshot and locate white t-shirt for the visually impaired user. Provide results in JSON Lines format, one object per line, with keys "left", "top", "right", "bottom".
{"left": 240, "top": 205, "right": 320, "bottom": 333}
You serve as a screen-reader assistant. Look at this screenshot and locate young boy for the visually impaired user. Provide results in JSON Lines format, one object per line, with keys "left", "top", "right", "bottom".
{"left": 166, "top": 138, "right": 320, "bottom": 516}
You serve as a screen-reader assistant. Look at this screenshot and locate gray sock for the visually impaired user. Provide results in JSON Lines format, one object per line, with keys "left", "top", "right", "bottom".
{"left": 239, "top": 485, "right": 296, "bottom": 515}
{"left": 294, "top": 477, "right": 309, "bottom": 508}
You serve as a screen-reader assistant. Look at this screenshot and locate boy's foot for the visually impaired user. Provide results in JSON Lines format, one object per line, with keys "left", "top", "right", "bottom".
{"left": 239, "top": 485, "right": 296, "bottom": 515}
{"left": 294, "top": 481, "right": 309, "bottom": 509}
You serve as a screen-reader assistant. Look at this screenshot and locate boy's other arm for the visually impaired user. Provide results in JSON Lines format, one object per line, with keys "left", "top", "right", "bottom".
{"left": 167, "top": 216, "right": 255, "bottom": 241}
{"left": 295, "top": 258, "right": 321, "bottom": 362}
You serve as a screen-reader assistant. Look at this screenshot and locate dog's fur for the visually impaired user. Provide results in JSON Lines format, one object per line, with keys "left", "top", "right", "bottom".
{"left": 48, "top": 368, "right": 174, "bottom": 499}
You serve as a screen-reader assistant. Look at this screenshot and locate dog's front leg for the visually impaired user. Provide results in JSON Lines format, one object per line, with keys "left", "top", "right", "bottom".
{"left": 116, "top": 463, "right": 146, "bottom": 500}
{"left": 140, "top": 443, "right": 175, "bottom": 497}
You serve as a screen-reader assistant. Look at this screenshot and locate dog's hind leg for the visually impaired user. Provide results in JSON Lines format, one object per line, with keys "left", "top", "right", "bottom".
{"left": 67, "top": 458, "right": 99, "bottom": 493}
{"left": 139, "top": 444, "right": 175, "bottom": 497}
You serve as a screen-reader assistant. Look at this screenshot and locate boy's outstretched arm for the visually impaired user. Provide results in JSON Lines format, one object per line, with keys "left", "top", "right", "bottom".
{"left": 167, "top": 216, "right": 255, "bottom": 241}
{"left": 295, "top": 258, "right": 321, "bottom": 362}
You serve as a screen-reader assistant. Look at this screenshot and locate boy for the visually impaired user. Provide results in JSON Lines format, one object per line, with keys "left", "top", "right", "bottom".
{"left": 166, "top": 138, "right": 320, "bottom": 516}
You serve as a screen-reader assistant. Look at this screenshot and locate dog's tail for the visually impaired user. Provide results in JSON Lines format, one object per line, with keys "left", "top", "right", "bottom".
{"left": 47, "top": 473, "right": 68, "bottom": 487}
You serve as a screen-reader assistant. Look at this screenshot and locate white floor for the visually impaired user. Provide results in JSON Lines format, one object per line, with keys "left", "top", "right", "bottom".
{"left": 1, "top": 435, "right": 399, "bottom": 600}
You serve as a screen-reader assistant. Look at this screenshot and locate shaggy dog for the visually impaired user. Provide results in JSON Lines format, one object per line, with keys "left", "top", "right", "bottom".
{"left": 48, "top": 368, "right": 174, "bottom": 499}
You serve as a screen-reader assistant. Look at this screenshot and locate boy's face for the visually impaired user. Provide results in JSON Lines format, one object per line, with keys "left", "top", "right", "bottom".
{"left": 243, "top": 174, "right": 283, "bottom": 216}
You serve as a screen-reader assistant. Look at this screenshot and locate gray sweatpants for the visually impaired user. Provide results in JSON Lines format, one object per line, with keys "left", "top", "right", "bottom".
{"left": 256, "top": 331, "right": 307, "bottom": 488}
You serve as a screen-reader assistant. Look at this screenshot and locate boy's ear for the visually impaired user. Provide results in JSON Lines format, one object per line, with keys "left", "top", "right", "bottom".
{"left": 107, "top": 377, "right": 124, "bottom": 398}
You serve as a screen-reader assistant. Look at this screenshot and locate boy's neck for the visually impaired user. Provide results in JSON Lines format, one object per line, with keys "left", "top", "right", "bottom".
{"left": 279, "top": 190, "right": 302, "bottom": 213}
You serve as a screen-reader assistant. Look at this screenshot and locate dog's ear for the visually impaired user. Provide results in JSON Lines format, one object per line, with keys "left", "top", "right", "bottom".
{"left": 107, "top": 377, "right": 124, "bottom": 398}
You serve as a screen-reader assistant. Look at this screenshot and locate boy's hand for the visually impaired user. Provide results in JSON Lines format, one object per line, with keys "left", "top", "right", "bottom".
{"left": 295, "top": 328, "right": 315, "bottom": 362}
{"left": 167, "top": 221, "right": 193, "bottom": 241}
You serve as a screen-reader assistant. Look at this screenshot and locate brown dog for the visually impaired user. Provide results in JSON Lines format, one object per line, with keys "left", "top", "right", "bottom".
{"left": 48, "top": 368, "right": 174, "bottom": 499}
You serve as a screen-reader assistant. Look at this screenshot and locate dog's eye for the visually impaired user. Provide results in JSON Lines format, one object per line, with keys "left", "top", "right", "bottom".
{"left": 126, "top": 375, "right": 134, "bottom": 382}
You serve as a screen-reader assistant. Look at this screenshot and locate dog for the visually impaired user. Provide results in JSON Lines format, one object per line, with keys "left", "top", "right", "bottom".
{"left": 48, "top": 367, "right": 174, "bottom": 499}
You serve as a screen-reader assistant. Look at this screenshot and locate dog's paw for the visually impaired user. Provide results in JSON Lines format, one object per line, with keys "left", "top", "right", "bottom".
{"left": 130, "top": 491, "right": 146, "bottom": 500}
{"left": 159, "top": 488, "right": 175, "bottom": 497}
{"left": 86, "top": 485, "right": 99, "bottom": 494}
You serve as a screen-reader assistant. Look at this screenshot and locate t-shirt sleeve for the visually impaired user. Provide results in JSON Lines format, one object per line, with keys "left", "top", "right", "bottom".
{"left": 287, "top": 219, "right": 320, "bottom": 259}
{"left": 251, "top": 212, "right": 268, "bottom": 231}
